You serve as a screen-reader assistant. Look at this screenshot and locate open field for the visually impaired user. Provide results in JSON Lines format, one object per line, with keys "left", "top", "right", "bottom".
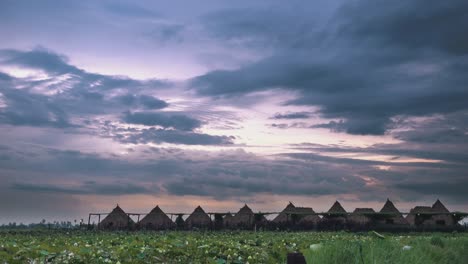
{"left": 0, "top": 231, "right": 467, "bottom": 264}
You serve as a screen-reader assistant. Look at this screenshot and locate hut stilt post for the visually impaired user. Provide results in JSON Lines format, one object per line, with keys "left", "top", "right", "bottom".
{"left": 87, "top": 214, "right": 91, "bottom": 230}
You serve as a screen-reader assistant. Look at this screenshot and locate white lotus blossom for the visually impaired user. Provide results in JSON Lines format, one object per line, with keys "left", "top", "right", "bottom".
{"left": 402, "top": 245, "right": 412, "bottom": 251}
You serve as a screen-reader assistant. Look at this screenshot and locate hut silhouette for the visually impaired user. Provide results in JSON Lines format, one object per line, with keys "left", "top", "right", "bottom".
{"left": 431, "top": 199, "right": 456, "bottom": 226}
{"left": 231, "top": 204, "right": 257, "bottom": 229}
{"left": 175, "top": 214, "right": 185, "bottom": 229}
{"left": 100, "top": 205, "right": 134, "bottom": 230}
{"left": 185, "top": 206, "right": 211, "bottom": 229}
{"left": 348, "top": 208, "right": 375, "bottom": 228}
{"left": 406, "top": 199, "right": 456, "bottom": 227}
{"left": 273, "top": 202, "right": 320, "bottom": 229}
{"left": 377, "top": 199, "right": 408, "bottom": 225}
{"left": 296, "top": 207, "right": 321, "bottom": 229}
{"left": 273, "top": 202, "right": 296, "bottom": 224}
{"left": 138, "top": 206, "right": 175, "bottom": 230}
{"left": 321, "top": 201, "right": 347, "bottom": 229}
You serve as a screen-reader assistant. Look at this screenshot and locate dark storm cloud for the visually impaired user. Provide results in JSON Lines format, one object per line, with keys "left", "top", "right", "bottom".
{"left": 0, "top": 47, "right": 169, "bottom": 92}
{"left": 147, "top": 23, "right": 185, "bottom": 43}
{"left": 0, "top": 71, "right": 12, "bottom": 80}
{"left": 0, "top": 86, "right": 72, "bottom": 128}
{"left": 138, "top": 95, "right": 169, "bottom": 109}
{"left": 202, "top": 6, "right": 319, "bottom": 49}
{"left": 340, "top": 0, "right": 468, "bottom": 55}
{"left": 393, "top": 112, "right": 468, "bottom": 144}
{"left": 192, "top": 0, "right": 468, "bottom": 135}
{"left": 1, "top": 142, "right": 468, "bottom": 203}
{"left": 0, "top": 48, "right": 171, "bottom": 128}
{"left": 122, "top": 111, "right": 201, "bottom": 131}
{"left": 271, "top": 112, "right": 311, "bottom": 119}
{"left": 395, "top": 181, "right": 468, "bottom": 201}
{"left": 114, "top": 94, "right": 169, "bottom": 109}
{"left": 0, "top": 48, "right": 80, "bottom": 75}
{"left": 12, "top": 181, "right": 156, "bottom": 195}
{"left": 117, "top": 128, "right": 234, "bottom": 146}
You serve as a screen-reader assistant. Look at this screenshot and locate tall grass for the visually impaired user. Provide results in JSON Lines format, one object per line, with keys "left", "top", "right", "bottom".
{"left": 303, "top": 234, "right": 468, "bottom": 264}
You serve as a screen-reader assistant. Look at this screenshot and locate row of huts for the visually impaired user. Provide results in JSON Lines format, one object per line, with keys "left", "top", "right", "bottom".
{"left": 96, "top": 199, "right": 462, "bottom": 231}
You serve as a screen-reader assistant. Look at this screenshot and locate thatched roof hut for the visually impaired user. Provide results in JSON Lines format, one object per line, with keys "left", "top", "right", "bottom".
{"left": 185, "top": 206, "right": 212, "bottom": 229}
{"left": 406, "top": 206, "right": 433, "bottom": 226}
{"left": 431, "top": 199, "right": 456, "bottom": 226}
{"left": 296, "top": 207, "right": 321, "bottom": 226}
{"left": 348, "top": 208, "right": 375, "bottom": 226}
{"left": 139, "top": 206, "right": 175, "bottom": 230}
{"left": 231, "top": 204, "right": 255, "bottom": 228}
{"left": 272, "top": 202, "right": 296, "bottom": 224}
{"left": 406, "top": 200, "right": 456, "bottom": 227}
{"left": 100, "top": 205, "right": 134, "bottom": 230}
{"left": 323, "top": 201, "right": 347, "bottom": 220}
{"left": 328, "top": 201, "right": 347, "bottom": 214}
{"left": 377, "top": 199, "right": 408, "bottom": 225}
{"left": 273, "top": 203, "right": 320, "bottom": 226}
{"left": 320, "top": 201, "right": 347, "bottom": 229}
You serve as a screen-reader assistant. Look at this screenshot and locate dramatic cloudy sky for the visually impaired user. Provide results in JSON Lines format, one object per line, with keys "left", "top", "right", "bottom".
{"left": 1, "top": 0, "right": 468, "bottom": 223}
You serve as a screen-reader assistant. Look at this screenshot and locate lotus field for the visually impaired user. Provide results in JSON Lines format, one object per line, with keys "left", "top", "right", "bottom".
{"left": 0, "top": 231, "right": 467, "bottom": 263}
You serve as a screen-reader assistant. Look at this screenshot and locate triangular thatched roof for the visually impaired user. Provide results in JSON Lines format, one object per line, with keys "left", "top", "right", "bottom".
{"left": 378, "top": 199, "right": 407, "bottom": 225}
{"left": 406, "top": 200, "right": 455, "bottom": 227}
{"left": 432, "top": 199, "right": 449, "bottom": 212}
{"left": 238, "top": 204, "right": 253, "bottom": 214}
{"left": 185, "top": 206, "right": 211, "bottom": 229}
{"left": 231, "top": 204, "right": 255, "bottom": 226}
{"left": 139, "top": 206, "right": 174, "bottom": 230}
{"left": 100, "top": 205, "right": 134, "bottom": 229}
{"left": 272, "top": 202, "right": 296, "bottom": 223}
{"left": 328, "top": 201, "right": 347, "bottom": 214}
{"left": 410, "top": 206, "right": 433, "bottom": 213}
{"left": 380, "top": 199, "right": 401, "bottom": 213}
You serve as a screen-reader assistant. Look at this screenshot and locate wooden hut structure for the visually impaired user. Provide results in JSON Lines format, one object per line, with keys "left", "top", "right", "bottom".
{"left": 296, "top": 207, "right": 321, "bottom": 229}
{"left": 185, "top": 206, "right": 212, "bottom": 229}
{"left": 272, "top": 202, "right": 296, "bottom": 224}
{"left": 100, "top": 205, "right": 134, "bottom": 230}
{"left": 273, "top": 203, "right": 320, "bottom": 229}
{"left": 223, "top": 213, "right": 234, "bottom": 228}
{"left": 230, "top": 204, "right": 266, "bottom": 229}
{"left": 377, "top": 199, "right": 408, "bottom": 225}
{"left": 406, "top": 200, "right": 456, "bottom": 227}
{"left": 231, "top": 204, "right": 254, "bottom": 228}
{"left": 138, "top": 206, "right": 175, "bottom": 230}
{"left": 175, "top": 214, "right": 185, "bottom": 229}
{"left": 406, "top": 206, "right": 433, "bottom": 226}
{"left": 321, "top": 201, "right": 347, "bottom": 229}
{"left": 431, "top": 199, "right": 456, "bottom": 226}
{"left": 348, "top": 208, "right": 375, "bottom": 227}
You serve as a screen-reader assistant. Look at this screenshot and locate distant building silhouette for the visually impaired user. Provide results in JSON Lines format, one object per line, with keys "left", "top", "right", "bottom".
{"left": 138, "top": 205, "right": 175, "bottom": 230}
{"left": 100, "top": 205, "right": 134, "bottom": 230}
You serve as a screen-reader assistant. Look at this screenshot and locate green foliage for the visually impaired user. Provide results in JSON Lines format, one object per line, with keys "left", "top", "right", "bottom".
{"left": 0, "top": 231, "right": 466, "bottom": 263}
{"left": 430, "top": 236, "right": 445, "bottom": 248}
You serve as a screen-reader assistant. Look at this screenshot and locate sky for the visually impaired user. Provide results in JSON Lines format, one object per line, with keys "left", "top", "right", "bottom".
{"left": 0, "top": 0, "right": 467, "bottom": 224}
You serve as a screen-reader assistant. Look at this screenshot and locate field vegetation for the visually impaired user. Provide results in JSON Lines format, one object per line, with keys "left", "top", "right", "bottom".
{"left": 0, "top": 230, "right": 467, "bottom": 263}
